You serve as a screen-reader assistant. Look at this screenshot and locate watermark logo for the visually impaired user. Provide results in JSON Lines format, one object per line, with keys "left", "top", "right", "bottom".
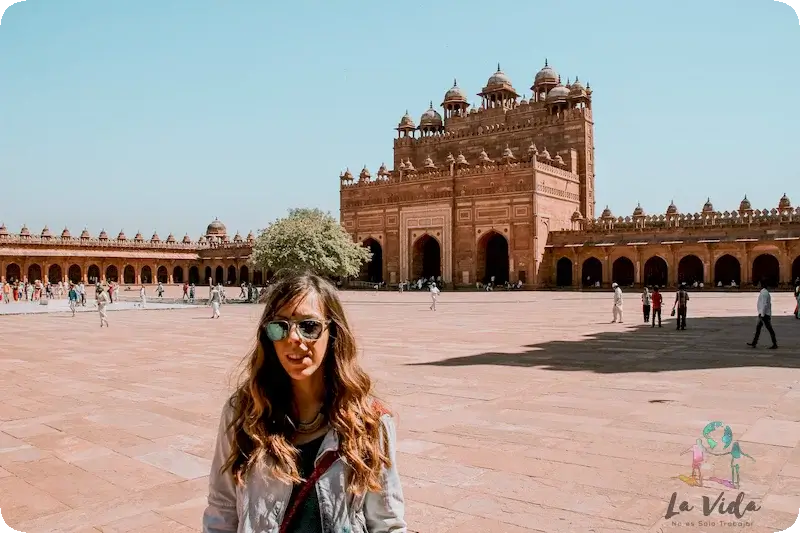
{"left": 664, "top": 421, "right": 760, "bottom": 526}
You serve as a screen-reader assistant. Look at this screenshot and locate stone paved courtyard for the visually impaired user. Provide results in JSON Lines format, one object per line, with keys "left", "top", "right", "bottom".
{"left": 1, "top": 290, "right": 800, "bottom": 533}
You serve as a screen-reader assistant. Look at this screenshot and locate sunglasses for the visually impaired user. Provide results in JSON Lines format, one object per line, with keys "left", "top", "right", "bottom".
{"left": 263, "top": 318, "right": 330, "bottom": 342}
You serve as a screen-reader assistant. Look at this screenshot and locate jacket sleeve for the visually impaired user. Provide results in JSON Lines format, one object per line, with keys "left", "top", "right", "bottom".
{"left": 364, "top": 414, "right": 407, "bottom": 533}
{"left": 202, "top": 401, "right": 239, "bottom": 533}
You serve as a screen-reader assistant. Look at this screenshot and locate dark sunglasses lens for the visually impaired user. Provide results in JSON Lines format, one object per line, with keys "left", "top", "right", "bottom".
{"left": 298, "top": 320, "right": 323, "bottom": 339}
{"left": 265, "top": 321, "right": 288, "bottom": 341}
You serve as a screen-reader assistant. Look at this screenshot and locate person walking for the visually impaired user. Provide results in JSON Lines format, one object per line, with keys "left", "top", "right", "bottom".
{"left": 96, "top": 286, "right": 110, "bottom": 327}
{"left": 209, "top": 284, "right": 222, "bottom": 318}
{"left": 641, "top": 287, "right": 651, "bottom": 323}
{"left": 673, "top": 282, "right": 690, "bottom": 330}
{"left": 611, "top": 282, "right": 623, "bottom": 323}
{"left": 748, "top": 279, "right": 778, "bottom": 349}
{"left": 429, "top": 282, "right": 440, "bottom": 311}
{"left": 651, "top": 287, "right": 663, "bottom": 327}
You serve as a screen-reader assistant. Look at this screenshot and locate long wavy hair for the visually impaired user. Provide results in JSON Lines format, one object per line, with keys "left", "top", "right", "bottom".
{"left": 221, "top": 272, "right": 391, "bottom": 494}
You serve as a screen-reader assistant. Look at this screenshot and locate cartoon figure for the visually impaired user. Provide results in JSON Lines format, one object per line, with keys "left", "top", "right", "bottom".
{"left": 694, "top": 421, "right": 755, "bottom": 489}
{"left": 681, "top": 438, "right": 706, "bottom": 487}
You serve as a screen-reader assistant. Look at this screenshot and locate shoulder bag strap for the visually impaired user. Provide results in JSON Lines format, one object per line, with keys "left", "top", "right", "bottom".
{"left": 279, "top": 450, "right": 339, "bottom": 533}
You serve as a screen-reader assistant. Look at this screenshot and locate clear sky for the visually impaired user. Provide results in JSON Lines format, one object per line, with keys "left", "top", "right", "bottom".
{"left": 1, "top": 0, "right": 798, "bottom": 239}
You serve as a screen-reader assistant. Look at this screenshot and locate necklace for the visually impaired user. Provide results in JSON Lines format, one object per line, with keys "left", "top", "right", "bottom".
{"left": 296, "top": 411, "right": 326, "bottom": 434}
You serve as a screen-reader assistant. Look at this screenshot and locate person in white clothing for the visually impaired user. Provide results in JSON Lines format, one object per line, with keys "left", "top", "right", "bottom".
{"left": 96, "top": 286, "right": 110, "bottom": 327}
{"left": 748, "top": 279, "right": 778, "bottom": 349}
{"left": 209, "top": 285, "right": 222, "bottom": 318}
{"left": 611, "top": 282, "right": 623, "bottom": 323}
{"left": 139, "top": 285, "right": 147, "bottom": 308}
{"left": 429, "top": 282, "right": 440, "bottom": 311}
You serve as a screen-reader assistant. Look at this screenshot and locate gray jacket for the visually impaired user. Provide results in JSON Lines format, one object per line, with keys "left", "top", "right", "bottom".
{"left": 202, "top": 402, "right": 407, "bottom": 533}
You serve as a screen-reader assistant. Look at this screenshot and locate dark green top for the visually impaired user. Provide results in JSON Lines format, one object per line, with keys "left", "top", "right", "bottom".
{"left": 286, "top": 435, "right": 325, "bottom": 533}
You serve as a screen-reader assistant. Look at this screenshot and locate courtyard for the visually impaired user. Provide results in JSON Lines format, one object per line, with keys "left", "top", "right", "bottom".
{"left": 1, "top": 290, "right": 800, "bottom": 532}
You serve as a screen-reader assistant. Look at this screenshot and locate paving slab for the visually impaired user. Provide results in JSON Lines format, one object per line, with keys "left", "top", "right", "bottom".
{"left": 0, "top": 290, "right": 799, "bottom": 532}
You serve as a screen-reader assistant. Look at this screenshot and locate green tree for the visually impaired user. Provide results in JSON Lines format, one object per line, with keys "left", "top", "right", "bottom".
{"left": 249, "top": 208, "right": 372, "bottom": 279}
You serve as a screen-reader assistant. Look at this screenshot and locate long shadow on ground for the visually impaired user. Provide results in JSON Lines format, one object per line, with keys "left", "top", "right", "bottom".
{"left": 409, "top": 315, "right": 800, "bottom": 373}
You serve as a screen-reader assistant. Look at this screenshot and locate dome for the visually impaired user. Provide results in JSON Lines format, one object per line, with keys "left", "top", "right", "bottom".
{"left": 666, "top": 200, "right": 678, "bottom": 215}
{"left": 486, "top": 64, "right": 512, "bottom": 87}
{"left": 117, "top": 230, "right": 127, "bottom": 241}
{"left": 206, "top": 217, "right": 227, "bottom": 236}
{"left": 443, "top": 79, "right": 467, "bottom": 103}
{"left": 633, "top": 203, "right": 644, "bottom": 216}
{"left": 80, "top": 228, "right": 91, "bottom": 239}
{"left": 246, "top": 230, "right": 255, "bottom": 242}
{"left": 779, "top": 193, "right": 791, "bottom": 209}
{"left": 359, "top": 166, "right": 371, "bottom": 181}
{"left": 601, "top": 206, "right": 613, "bottom": 218}
{"left": 98, "top": 229, "right": 108, "bottom": 240}
{"left": 150, "top": 232, "right": 160, "bottom": 242}
{"left": 702, "top": 198, "right": 714, "bottom": 213}
{"left": 569, "top": 77, "right": 586, "bottom": 96}
{"left": 61, "top": 227, "right": 71, "bottom": 239}
{"left": 233, "top": 231, "right": 242, "bottom": 243}
{"left": 19, "top": 225, "right": 30, "bottom": 237}
{"left": 134, "top": 231, "right": 144, "bottom": 242}
{"left": 546, "top": 82, "right": 569, "bottom": 103}
{"left": 166, "top": 233, "right": 176, "bottom": 243}
{"left": 0, "top": 223, "right": 8, "bottom": 237}
{"left": 534, "top": 60, "right": 559, "bottom": 86}
{"left": 739, "top": 195, "right": 752, "bottom": 211}
{"left": 41, "top": 226, "right": 52, "bottom": 238}
{"left": 397, "top": 111, "right": 415, "bottom": 130}
{"left": 419, "top": 103, "right": 443, "bottom": 128}
{"left": 182, "top": 234, "right": 192, "bottom": 244}
{"left": 198, "top": 235, "right": 207, "bottom": 243}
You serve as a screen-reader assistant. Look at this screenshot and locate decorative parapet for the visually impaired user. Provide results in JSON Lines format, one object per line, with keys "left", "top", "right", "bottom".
{"left": 0, "top": 233, "right": 253, "bottom": 251}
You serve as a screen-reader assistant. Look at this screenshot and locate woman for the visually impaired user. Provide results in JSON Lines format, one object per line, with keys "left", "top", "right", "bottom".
{"left": 203, "top": 272, "right": 406, "bottom": 533}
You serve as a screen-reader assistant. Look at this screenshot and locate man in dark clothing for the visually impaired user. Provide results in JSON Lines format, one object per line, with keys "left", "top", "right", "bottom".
{"left": 673, "top": 283, "right": 689, "bottom": 330}
{"left": 651, "top": 287, "right": 663, "bottom": 328}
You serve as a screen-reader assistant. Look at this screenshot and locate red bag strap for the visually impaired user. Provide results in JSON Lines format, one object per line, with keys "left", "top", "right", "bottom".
{"left": 279, "top": 450, "right": 339, "bottom": 533}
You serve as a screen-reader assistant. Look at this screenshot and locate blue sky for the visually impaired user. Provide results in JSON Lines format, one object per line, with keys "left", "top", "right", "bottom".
{"left": 1, "top": 0, "right": 798, "bottom": 239}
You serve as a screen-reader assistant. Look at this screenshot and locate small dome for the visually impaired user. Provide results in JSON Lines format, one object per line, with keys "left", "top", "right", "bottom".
{"left": 486, "top": 64, "right": 512, "bottom": 88}
{"left": 546, "top": 82, "right": 569, "bottom": 103}
{"left": 233, "top": 231, "right": 243, "bottom": 243}
{"left": 246, "top": 230, "right": 255, "bottom": 242}
{"left": 0, "top": 223, "right": 8, "bottom": 236}
{"left": 80, "top": 228, "right": 91, "bottom": 239}
{"left": 134, "top": 231, "right": 144, "bottom": 242}
{"left": 359, "top": 166, "right": 371, "bottom": 181}
{"left": 569, "top": 77, "right": 586, "bottom": 96}
{"left": 98, "top": 229, "right": 109, "bottom": 240}
{"left": 534, "top": 60, "right": 559, "bottom": 86}
{"left": 423, "top": 155, "right": 436, "bottom": 168}
{"left": 633, "top": 203, "right": 644, "bottom": 216}
{"left": 739, "top": 195, "right": 752, "bottom": 211}
{"left": 19, "top": 225, "right": 30, "bottom": 237}
{"left": 702, "top": 198, "right": 714, "bottom": 213}
{"left": 443, "top": 79, "right": 467, "bottom": 103}
{"left": 41, "top": 226, "right": 52, "bottom": 238}
{"left": 601, "top": 206, "right": 613, "bottom": 218}
{"left": 117, "top": 230, "right": 127, "bottom": 241}
{"left": 206, "top": 217, "right": 226, "bottom": 236}
{"left": 166, "top": 233, "right": 176, "bottom": 243}
{"left": 198, "top": 235, "right": 207, "bottom": 243}
{"left": 571, "top": 210, "right": 583, "bottom": 221}
{"left": 150, "top": 232, "right": 160, "bottom": 242}
{"left": 419, "top": 103, "right": 443, "bottom": 128}
{"left": 61, "top": 227, "right": 71, "bottom": 239}
{"left": 182, "top": 234, "right": 192, "bottom": 244}
{"left": 397, "top": 111, "right": 415, "bottom": 130}
{"left": 779, "top": 193, "right": 791, "bottom": 209}
{"left": 666, "top": 200, "right": 678, "bottom": 215}
{"left": 340, "top": 168, "right": 353, "bottom": 181}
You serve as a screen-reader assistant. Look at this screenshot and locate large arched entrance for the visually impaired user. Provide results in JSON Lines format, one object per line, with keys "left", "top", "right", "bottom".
{"left": 215, "top": 266, "right": 224, "bottom": 285}
{"left": 204, "top": 266, "right": 213, "bottom": 284}
{"left": 714, "top": 255, "right": 741, "bottom": 286}
{"left": 239, "top": 266, "right": 249, "bottom": 284}
{"left": 105, "top": 265, "right": 119, "bottom": 283}
{"left": 793, "top": 255, "right": 800, "bottom": 284}
{"left": 189, "top": 266, "right": 200, "bottom": 285}
{"left": 87, "top": 265, "right": 101, "bottom": 284}
{"left": 123, "top": 265, "right": 136, "bottom": 284}
{"left": 752, "top": 254, "right": 780, "bottom": 288}
{"left": 227, "top": 265, "right": 237, "bottom": 285}
{"left": 48, "top": 264, "right": 63, "bottom": 284}
{"left": 556, "top": 257, "right": 573, "bottom": 287}
{"left": 172, "top": 266, "right": 184, "bottom": 284}
{"left": 411, "top": 234, "right": 441, "bottom": 279}
{"left": 141, "top": 266, "right": 152, "bottom": 284}
{"left": 477, "top": 231, "right": 509, "bottom": 284}
{"left": 253, "top": 270, "right": 264, "bottom": 285}
{"left": 27, "top": 264, "right": 42, "bottom": 283}
{"left": 68, "top": 264, "right": 82, "bottom": 283}
{"left": 678, "top": 255, "right": 704, "bottom": 285}
{"left": 612, "top": 257, "right": 635, "bottom": 286}
{"left": 360, "top": 238, "right": 383, "bottom": 283}
{"left": 5, "top": 263, "right": 21, "bottom": 283}
{"left": 581, "top": 257, "right": 602, "bottom": 287}
{"left": 644, "top": 256, "right": 669, "bottom": 287}
{"left": 157, "top": 266, "right": 168, "bottom": 283}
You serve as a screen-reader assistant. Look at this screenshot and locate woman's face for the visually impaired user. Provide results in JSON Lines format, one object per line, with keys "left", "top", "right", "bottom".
{"left": 269, "top": 291, "right": 330, "bottom": 383}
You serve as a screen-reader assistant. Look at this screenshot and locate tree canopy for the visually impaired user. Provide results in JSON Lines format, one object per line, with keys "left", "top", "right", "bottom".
{"left": 249, "top": 208, "right": 372, "bottom": 279}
